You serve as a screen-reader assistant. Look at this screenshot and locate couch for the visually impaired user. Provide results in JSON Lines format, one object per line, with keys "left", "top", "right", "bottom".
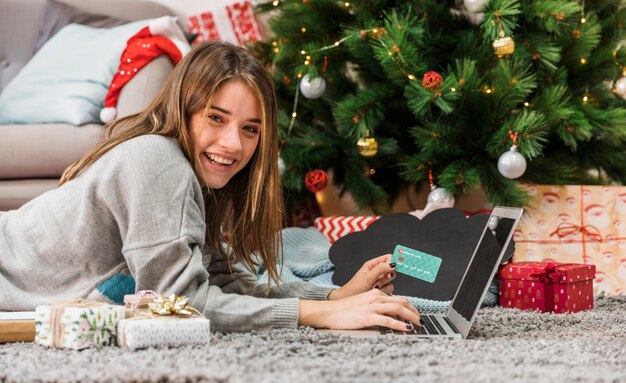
{"left": 0, "top": 0, "right": 186, "bottom": 210}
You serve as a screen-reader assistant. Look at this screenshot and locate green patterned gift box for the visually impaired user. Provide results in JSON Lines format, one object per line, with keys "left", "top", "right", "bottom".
{"left": 35, "top": 300, "right": 126, "bottom": 350}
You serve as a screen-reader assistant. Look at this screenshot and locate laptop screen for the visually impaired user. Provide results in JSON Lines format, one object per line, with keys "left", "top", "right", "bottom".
{"left": 451, "top": 215, "right": 517, "bottom": 321}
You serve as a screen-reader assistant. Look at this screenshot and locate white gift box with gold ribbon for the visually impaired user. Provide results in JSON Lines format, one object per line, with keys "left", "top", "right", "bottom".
{"left": 117, "top": 293, "right": 210, "bottom": 350}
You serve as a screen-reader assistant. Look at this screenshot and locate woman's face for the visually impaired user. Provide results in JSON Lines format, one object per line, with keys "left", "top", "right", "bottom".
{"left": 190, "top": 80, "right": 261, "bottom": 189}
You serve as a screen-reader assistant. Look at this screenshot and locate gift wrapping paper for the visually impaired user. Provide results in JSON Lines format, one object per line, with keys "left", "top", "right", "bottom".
{"left": 117, "top": 317, "right": 211, "bottom": 350}
{"left": 313, "top": 216, "right": 380, "bottom": 243}
{"left": 513, "top": 185, "right": 626, "bottom": 294}
{"left": 35, "top": 301, "right": 125, "bottom": 350}
{"left": 499, "top": 262, "right": 595, "bottom": 313}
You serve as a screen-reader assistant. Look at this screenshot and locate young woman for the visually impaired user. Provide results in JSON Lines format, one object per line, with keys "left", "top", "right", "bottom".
{"left": 0, "top": 42, "right": 420, "bottom": 333}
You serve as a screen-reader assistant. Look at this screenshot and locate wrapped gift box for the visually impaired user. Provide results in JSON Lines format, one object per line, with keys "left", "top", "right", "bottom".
{"left": 117, "top": 317, "right": 211, "bottom": 350}
{"left": 513, "top": 185, "right": 626, "bottom": 294}
{"left": 35, "top": 301, "right": 125, "bottom": 349}
{"left": 313, "top": 216, "right": 379, "bottom": 243}
{"left": 499, "top": 262, "right": 595, "bottom": 313}
{"left": 117, "top": 293, "right": 210, "bottom": 350}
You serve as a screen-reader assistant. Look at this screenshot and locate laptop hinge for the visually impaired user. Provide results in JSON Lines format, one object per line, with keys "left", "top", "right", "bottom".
{"left": 443, "top": 316, "right": 460, "bottom": 334}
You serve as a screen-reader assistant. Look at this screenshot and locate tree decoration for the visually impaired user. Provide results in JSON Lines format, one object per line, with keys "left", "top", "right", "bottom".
{"left": 614, "top": 76, "right": 626, "bottom": 100}
{"left": 463, "top": 0, "right": 489, "bottom": 13}
{"left": 423, "top": 169, "right": 455, "bottom": 216}
{"left": 497, "top": 130, "right": 526, "bottom": 179}
{"left": 357, "top": 131, "right": 379, "bottom": 157}
{"left": 305, "top": 169, "right": 329, "bottom": 192}
{"left": 299, "top": 74, "right": 327, "bottom": 99}
{"left": 492, "top": 18, "right": 515, "bottom": 57}
{"left": 422, "top": 71, "right": 444, "bottom": 91}
{"left": 613, "top": 46, "right": 626, "bottom": 100}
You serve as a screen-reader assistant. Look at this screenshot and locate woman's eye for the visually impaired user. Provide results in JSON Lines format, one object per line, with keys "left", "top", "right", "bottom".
{"left": 243, "top": 125, "right": 259, "bottom": 134}
{"left": 208, "top": 115, "right": 223, "bottom": 123}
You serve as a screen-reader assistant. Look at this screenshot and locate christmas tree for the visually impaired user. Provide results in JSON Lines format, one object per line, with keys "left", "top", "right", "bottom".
{"left": 255, "top": 0, "right": 626, "bottom": 215}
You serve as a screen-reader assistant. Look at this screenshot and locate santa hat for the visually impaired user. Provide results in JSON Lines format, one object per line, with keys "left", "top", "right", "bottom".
{"left": 100, "top": 16, "right": 191, "bottom": 123}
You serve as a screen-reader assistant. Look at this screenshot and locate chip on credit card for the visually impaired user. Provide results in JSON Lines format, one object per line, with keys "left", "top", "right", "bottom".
{"left": 391, "top": 245, "right": 442, "bottom": 283}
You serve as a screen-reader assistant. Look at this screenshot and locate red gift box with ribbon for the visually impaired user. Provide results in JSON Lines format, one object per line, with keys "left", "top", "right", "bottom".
{"left": 513, "top": 185, "right": 626, "bottom": 295}
{"left": 499, "top": 262, "right": 595, "bottom": 313}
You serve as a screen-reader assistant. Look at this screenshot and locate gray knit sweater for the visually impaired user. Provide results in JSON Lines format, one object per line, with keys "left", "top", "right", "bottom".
{"left": 0, "top": 135, "right": 333, "bottom": 332}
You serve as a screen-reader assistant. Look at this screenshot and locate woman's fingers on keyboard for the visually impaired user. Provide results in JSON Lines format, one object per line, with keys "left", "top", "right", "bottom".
{"left": 375, "top": 314, "right": 412, "bottom": 332}
{"left": 375, "top": 303, "right": 420, "bottom": 327}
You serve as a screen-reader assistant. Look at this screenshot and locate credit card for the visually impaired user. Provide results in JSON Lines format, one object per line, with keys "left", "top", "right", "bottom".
{"left": 391, "top": 245, "right": 442, "bottom": 283}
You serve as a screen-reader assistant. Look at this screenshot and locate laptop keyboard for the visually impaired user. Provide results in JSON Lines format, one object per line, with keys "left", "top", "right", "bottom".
{"left": 378, "top": 315, "right": 444, "bottom": 335}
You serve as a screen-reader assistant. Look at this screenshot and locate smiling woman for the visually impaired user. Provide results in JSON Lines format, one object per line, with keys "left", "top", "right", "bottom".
{"left": 0, "top": 41, "right": 421, "bottom": 334}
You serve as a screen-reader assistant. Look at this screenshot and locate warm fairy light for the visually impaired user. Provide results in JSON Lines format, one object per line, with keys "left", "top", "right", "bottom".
{"left": 300, "top": 50, "right": 306, "bottom": 55}
{"left": 580, "top": 58, "right": 587, "bottom": 64}
{"left": 272, "top": 41, "right": 278, "bottom": 47}
{"left": 297, "top": 73, "right": 303, "bottom": 78}
{"left": 272, "top": 0, "right": 279, "bottom": 6}
{"left": 304, "top": 60, "right": 310, "bottom": 65}
{"left": 407, "top": 74, "right": 416, "bottom": 80}
{"left": 582, "top": 95, "right": 589, "bottom": 103}
{"left": 301, "top": 27, "right": 307, "bottom": 33}
{"left": 344, "top": 2, "right": 350, "bottom": 6}
{"left": 369, "top": 168, "right": 376, "bottom": 175}
{"left": 373, "top": 28, "right": 379, "bottom": 34}
{"left": 274, "top": 48, "right": 280, "bottom": 53}
{"left": 292, "top": 112, "right": 298, "bottom": 118}
{"left": 451, "top": 87, "right": 457, "bottom": 92}
{"left": 581, "top": 17, "right": 587, "bottom": 23}
{"left": 388, "top": 51, "right": 392, "bottom": 56}
{"left": 484, "top": 86, "right": 493, "bottom": 94}
{"left": 306, "top": 55, "right": 311, "bottom": 60}
{"left": 334, "top": 41, "right": 340, "bottom": 46}
{"left": 523, "top": 101, "right": 530, "bottom": 107}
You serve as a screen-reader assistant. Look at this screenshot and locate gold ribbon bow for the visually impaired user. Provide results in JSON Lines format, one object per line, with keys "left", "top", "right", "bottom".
{"left": 147, "top": 294, "right": 202, "bottom": 318}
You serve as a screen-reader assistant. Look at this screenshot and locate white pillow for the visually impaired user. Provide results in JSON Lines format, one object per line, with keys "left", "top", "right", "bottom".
{"left": 0, "top": 20, "right": 153, "bottom": 125}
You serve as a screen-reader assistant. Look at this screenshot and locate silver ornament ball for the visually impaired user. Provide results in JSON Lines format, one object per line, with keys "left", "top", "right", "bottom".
{"left": 463, "top": 0, "right": 489, "bottom": 13}
{"left": 299, "top": 75, "right": 326, "bottom": 99}
{"left": 427, "top": 187, "right": 455, "bottom": 206}
{"left": 498, "top": 146, "right": 527, "bottom": 179}
{"left": 614, "top": 76, "right": 626, "bottom": 100}
{"left": 278, "top": 157, "right": 286, "bottom": 175}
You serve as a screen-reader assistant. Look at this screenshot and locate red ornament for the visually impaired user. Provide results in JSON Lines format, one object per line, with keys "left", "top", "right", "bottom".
{"left": 305, "top": 169, "right": 328, "bottom": 193}
{"left": 422, "top": 71, "right": 443, "bottom": 90}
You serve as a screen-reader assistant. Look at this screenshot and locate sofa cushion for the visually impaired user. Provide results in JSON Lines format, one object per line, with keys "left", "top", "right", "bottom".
{"left": 0, "top": 179, "right": 60, "bottom": 211}
{"left": 34, "top": 0, "right": 128, "bottom": 53}
{"left": 0, "top": 19, "right": 155, "bottom": 125}
{"left": 0, "top": 123, "right": 104, "bottom": 179}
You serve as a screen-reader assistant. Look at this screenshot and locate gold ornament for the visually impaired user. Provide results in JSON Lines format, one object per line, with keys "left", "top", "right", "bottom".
{"left": 493, "top": 33, "right": 515, "bottom": 57}
{"left": 357, "top": 134, "right": 378, "bottom": 157}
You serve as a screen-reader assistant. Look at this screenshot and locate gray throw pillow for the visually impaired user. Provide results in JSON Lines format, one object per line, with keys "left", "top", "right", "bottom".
{"left": 34, "top": 0, "right": 128, "bottom": 53}
{"left": 34, "top": 0, "right": 197, "bottom": 54}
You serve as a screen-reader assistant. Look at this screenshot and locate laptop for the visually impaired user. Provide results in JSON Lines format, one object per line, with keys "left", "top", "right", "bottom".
{"left": 320, "top": 206, "right": 523, "bottom": 339}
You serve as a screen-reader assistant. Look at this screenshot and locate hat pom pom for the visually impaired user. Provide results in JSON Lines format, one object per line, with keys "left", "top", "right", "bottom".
{"left": 149, "top": 17, "right": 173, "bottom": 36}
{"left": 100, "top": 107, "right": 117, "bottom": 123}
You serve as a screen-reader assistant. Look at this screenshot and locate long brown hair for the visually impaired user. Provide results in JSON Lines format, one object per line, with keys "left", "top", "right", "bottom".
{"left": 60, "top": 41, "right": 283, "bottom": 287}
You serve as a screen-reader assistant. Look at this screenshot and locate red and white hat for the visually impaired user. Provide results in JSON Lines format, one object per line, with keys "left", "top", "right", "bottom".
{"left": 100, "top": 16, "right": 191, "bottom": 123}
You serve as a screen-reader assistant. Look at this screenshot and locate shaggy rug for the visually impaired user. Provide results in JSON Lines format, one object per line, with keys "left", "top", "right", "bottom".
{"left": 0, "top": 294, "right": 624, "bottom": 383}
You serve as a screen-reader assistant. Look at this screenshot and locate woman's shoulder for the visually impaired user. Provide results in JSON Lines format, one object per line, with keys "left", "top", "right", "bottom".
{"left": 102, "top": 135, "right": 195, "bottom": 179}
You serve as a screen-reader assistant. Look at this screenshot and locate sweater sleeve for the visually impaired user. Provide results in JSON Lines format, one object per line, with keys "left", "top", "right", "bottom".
{"left": 205, "top": 248, "right": 334, "bottom": 301}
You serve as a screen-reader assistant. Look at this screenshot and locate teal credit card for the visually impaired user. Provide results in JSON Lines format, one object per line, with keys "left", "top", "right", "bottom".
{"left": 391, "top": 245, "right": 442, "bottom": 283}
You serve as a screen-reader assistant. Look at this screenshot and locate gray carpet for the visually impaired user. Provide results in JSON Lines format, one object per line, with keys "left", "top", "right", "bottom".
{"left": 1, "top": 294, "right": 624, "bottom": 383}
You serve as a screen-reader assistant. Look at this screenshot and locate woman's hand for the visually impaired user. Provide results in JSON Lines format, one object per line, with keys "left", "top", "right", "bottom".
{"left": 299, "top": 289, "right": 421, "bottom": 332}
{"left": 328, "top": 254, "right": 396, "bottom": 300}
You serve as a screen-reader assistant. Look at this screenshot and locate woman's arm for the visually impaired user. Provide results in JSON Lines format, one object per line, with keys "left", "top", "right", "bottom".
{"left": 205, "top": 248, "right": 333, "bottom": 300}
